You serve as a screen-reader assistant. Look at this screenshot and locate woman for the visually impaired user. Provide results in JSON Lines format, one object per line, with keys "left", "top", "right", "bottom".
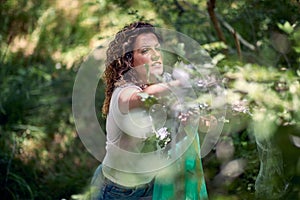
{"left": 91, "top": 21, "right": 208, "bottom": 200}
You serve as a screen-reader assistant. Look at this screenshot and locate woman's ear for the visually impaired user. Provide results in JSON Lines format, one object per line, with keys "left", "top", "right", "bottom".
{"left": 125, "top": 52, "right": 133, "bottom": 61}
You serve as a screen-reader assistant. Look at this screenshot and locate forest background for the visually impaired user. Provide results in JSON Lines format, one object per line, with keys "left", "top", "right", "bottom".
{"left": 0, "top": 0, "right": 300, "bottom": 199}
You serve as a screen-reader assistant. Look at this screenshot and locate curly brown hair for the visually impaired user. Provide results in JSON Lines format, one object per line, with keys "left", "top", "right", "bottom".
{"left": 102, "top": 21, "right": 161, "bottom": 117}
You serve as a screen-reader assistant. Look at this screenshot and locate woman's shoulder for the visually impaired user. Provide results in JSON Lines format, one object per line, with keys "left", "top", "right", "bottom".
{"left": 113, "top": 83, "right": 141, "bottom": 97}
{"left": 111, "top": 83, "right": 141, "bottom": 105}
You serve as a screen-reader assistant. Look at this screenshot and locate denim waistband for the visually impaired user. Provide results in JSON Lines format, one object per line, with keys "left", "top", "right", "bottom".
{"left": 103, "top": 176, "right": 154, "bottom": 189}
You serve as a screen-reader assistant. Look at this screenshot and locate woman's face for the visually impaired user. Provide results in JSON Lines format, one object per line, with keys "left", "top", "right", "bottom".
{"left": 132, "top": 32, "right": 163, "bottom": 83}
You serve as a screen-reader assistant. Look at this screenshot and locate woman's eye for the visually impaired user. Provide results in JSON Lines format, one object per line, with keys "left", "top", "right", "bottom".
{"left": 141, "top": 48, "right": 149, "bottom": 54}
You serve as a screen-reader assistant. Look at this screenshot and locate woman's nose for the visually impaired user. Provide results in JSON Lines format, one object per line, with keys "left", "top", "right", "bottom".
{"left": 151, "top": 49, "right": 160, "bottom": 61}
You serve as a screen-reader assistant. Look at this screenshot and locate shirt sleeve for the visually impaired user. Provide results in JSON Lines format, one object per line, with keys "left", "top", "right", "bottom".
{"left": 110, "top": 85, "right": 153, "bottom": 138}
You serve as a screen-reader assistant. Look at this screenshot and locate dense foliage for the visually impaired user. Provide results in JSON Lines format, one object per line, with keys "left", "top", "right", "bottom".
{"left": 0, "top": 0, "right": 299, "bottom": 199}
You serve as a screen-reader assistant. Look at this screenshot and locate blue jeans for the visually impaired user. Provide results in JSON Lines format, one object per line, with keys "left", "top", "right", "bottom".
{"left": 91, "top": 165, "right": 154, "bottom": 200}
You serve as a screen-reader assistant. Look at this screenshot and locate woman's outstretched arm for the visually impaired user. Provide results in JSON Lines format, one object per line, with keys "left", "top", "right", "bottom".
{"left": 118, "top": 80, "right": 180, "bottom": 114}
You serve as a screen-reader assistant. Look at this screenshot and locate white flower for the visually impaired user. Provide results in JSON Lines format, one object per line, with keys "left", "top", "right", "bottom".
{"left": 156, "top": 127, "right": 170, "bottom": 140}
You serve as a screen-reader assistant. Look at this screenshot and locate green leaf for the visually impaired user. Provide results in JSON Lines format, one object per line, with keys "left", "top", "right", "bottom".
{"left": 141, "top": 135, "right": 157, "bottom": 153}
{"left": 293, "top": 46, "right": 300, "bottom": 53}
{"left": 277, "top": 21, "right": 294, "bottom": 35}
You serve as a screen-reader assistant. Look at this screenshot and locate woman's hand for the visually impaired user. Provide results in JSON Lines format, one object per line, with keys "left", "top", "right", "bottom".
{"left": 198, "top": 115, "right": 218, "bottom": 133}
{"left": 172, "top": 68, "right": 191, "bottom": 88}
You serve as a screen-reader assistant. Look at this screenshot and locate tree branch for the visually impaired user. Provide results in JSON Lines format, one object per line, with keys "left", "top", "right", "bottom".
{"left": 216, "top": 13, "right": 256, "bottom": 51}
{"left": 174, "top": 0, "right": 185, "bottom": 15}
{"left": 207, "top": 0, "right": 226, "bottom": 44}
{"left": 233, "top": 30, "right": 242, "bottom": 60}
{"left": 183, "top": 0, "right": 256, "bottom": 52}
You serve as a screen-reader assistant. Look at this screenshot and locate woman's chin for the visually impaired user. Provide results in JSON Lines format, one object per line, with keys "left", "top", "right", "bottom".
{"left": 151, "top": 68, "right": 163, "bottom": 77}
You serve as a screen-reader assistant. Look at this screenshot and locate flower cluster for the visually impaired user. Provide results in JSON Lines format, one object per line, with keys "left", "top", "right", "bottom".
{"left": 155, "top": 127, "right": 171, "bottom": 148}
{"left": 137, "top": 92, "right": 172, "bottom": 151}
